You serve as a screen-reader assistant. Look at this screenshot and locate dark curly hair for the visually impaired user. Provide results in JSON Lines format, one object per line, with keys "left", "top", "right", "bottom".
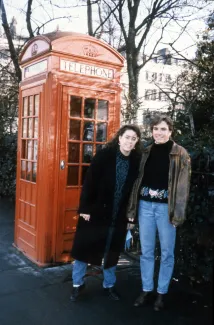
{"left": 106, "top": 124, "right": 142, "bottom": 154}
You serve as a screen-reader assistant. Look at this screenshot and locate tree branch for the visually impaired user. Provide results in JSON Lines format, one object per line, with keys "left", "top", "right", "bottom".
{"left": 1, "top": 1, "right": 21, "bottom": 82}
{"left": 26, "top": 0, "right": 34, "bottom": 38}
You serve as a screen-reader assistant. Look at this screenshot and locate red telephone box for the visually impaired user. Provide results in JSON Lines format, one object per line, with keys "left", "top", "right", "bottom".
{"left": 14, "top": 31, "right": 124, "bottom": 266}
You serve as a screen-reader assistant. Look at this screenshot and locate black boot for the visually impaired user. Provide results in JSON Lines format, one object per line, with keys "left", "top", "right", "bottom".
{"left": 133, "top": 291, "right": 152, "bottom": 307}
{"left": 104, "top": 286, "right": 120, "bottom": 301}
{"left": 154, "top": 293, "right": 164, "bottom": 311}
{"left": 70, "top": 283, "right": 85, "bottom": 302}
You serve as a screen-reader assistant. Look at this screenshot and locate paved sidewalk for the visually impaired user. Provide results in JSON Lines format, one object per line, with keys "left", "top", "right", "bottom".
{"left": 0, "top": 198, "right": 212, "bottom": 325}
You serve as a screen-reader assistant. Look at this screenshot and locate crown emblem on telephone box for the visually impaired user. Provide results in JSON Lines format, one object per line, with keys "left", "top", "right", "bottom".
{"left": 83, "top": 43, "right": 99, "bottom": 57}
{"left": 31, "top": 43, "right": 38, "bottom": 56}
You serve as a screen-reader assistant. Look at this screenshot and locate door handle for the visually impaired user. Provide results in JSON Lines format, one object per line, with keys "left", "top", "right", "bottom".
{"left": 60, "top": 160, "right": 65, "bottom": 170}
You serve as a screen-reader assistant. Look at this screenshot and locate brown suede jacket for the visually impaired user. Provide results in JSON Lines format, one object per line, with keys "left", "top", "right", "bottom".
{"left": 127, "top": 141, "right": 191, "bottom": 226}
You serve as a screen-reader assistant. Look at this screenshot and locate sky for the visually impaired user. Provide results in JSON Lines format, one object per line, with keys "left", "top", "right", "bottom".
{"left": 3, "top": 0, "right": 214, "bottom": 58}
{"left": 4, "top": 0, "right": 88, "bottom": 35}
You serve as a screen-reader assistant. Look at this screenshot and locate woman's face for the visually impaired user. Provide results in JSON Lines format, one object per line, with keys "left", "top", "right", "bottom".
{"left": 119, "top": 130, "right": 139, "bottom": 155}
{"left": 152, "top": 121, "right": 172, "bottom": 144}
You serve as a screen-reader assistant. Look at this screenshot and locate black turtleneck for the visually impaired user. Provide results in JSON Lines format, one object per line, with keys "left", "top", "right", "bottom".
{"left": 140, "top": 140, "right": 173, "bottom": 203}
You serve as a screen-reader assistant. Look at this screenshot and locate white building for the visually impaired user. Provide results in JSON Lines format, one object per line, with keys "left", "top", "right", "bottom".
{"left": 0, "top": 17, "right": 25, "bottom": 67}
{"left": 122, "top": 48, "right": 185, "bottom": 126}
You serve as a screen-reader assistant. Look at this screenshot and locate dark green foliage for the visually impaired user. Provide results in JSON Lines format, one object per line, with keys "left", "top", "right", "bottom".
{"left": 0, "top": 133, "right": 17, "bottom": 198}
{"left": 0, "top": 59, "right": 19, "bottom": 199}
{"left": 174, "top": 132, "right": 214, "bottom": 283}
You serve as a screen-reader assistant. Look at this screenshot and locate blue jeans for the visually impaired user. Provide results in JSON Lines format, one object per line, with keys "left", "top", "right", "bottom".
{"left": 72, "top": 227, "right": 116, "bottom": 288}
{"left": 138, "top": 200, "right": 176, "bottom": 294}
{"left": 72, "top": 260, "right": 116, "bottom": 288}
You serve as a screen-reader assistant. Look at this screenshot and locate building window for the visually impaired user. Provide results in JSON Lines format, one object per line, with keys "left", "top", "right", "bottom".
{"left": 145, "top": 71, "right": 149, "bottom": 80}
{"left": 151, "top": 89, "right": 157, "bottom": 100}
{"left": 165, "top": 74, "right": 171, "bottom": 83}
{"left": 145, "top": 90, "right": 150, "bottom": 100}
{"left": 165, "top": 55, "right": 172, "bottom": 65}
{"left": 151, "top": 72, "right": 157, "bottom": 81}
{"left": 158, "top": 73, "right": 163, "bottom": 82}
{"left": 159, "top": 92, "right": 168, "bottom": 101}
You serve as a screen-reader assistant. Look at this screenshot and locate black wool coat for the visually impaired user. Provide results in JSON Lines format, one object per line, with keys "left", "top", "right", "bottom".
{"left": 71, "top": 146, "right": 140, "bottom": 268}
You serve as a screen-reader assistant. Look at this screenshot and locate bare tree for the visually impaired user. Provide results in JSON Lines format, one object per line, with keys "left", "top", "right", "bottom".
{"left": 115, "top": 1, "right": 213, "bottom": 121}
{"left": 84, "top": 0, "right": 211, "bottom": 122}
{"left": 1, "top": 0, "right": 76, "bottom": 82}
{"left": 1, "top": 0, "right": 21, "bottom": 81}
{"left": 151, "top": 69, "right": 208, "bottom": 135}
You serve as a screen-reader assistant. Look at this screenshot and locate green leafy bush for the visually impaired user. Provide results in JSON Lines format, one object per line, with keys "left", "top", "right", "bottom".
{"left": 0, "top": 133, "right": 17, "bottom": 198}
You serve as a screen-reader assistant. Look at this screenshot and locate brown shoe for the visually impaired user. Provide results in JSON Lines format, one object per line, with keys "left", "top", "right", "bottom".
{"left": 133, "top": 291, "right": 151, "bottom": 307}
{"left": 154, "top": 293, "right": 164, "bottom": 311}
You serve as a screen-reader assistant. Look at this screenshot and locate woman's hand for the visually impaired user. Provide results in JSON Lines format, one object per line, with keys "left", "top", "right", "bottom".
{"left": 127, "top": 218, "right": 135, "bottom": 229}
{"left": 128, "top": 218, "right": 134, "bottom": 222}
{"left": 80, "top": 213, "right": 90, "bottom": 221}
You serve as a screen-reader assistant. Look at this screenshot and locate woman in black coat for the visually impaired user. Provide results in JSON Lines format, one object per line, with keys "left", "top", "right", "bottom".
{"left": 70, "top": 125, "right": 142, "bottom": 302}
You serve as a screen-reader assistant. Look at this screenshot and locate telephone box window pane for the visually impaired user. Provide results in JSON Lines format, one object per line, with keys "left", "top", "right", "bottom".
{"left": 68, "top": 143, "right": 80, "bottom": 163}
{"left": 84, "top": 98, "right": 95, "bottom": 118}
{"left": 29, "top": 96, "right": 34, "bottom": 116}
{"left": 34, "top": 118, "right": 38, "bottom": 138}
{"left": 83, "top": 121, "right": 94, "bottom": 141}
{"left": 21, "top": 140, "right": 27, "bottom": 159}
{"left": 81, "top": 166, "right": 89, "bottom": 185}
{"left": 26, "top": 162, "right": 32, "bottom": 181}
{"left": 96, "top": 123, "right": 107, "bottom": 142}
{"left": 27, "top": 140, "right": 33, "bottom": 160}
{"left": 28, "top": 118, "right": 33, "bottom": 138}
{"left": 34, "top": 95, "right": 39, "bottom": 116}
{"left": 96, "top": 144, "right": 105, "bottom": 153}
{"left": 33, "top": 141, "right": 38, "bottom": 161}
{"left": 67, "top": 166, "right": 79, "bottom": 186}
{"left": 32, "top": 163, "right": 37, "bottom": 182}
{"left": 22, "top": 119, "right": 27, "bottom": 138}
{"left": 97, "top": 100, "right": 108, "bottom": 120}
{"left": 69, "top": 120, "right": 81, "bottom": 140}
{"left": 21, "top": 161, "right": 26, "bottom": 179}
{"left": 23, "top": 97, "right": 28, "bottom": 117}
{"left": 70, "top": 96, "right": 82, "bottom": 117}
{"left": 82, "top": 144, "right": 93, "bottom": 163}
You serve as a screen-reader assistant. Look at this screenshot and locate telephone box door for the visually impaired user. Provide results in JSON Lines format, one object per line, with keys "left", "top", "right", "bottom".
{"left": 56, "top": 85, "right": 116, "bottom": 262}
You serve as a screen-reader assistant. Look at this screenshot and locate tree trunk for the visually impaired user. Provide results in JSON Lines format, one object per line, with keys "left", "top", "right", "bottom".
{"left": 126, "top": 50, "right": 140, "bottom": 123}
{"left": 2, "top": 24, "right": 21, "bottom": 82}
{"left": 87, "top": 0, "right": 93, "bottom": 36}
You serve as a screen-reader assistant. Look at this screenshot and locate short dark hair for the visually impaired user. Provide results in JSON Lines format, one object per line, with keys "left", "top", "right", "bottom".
{"left": 107, "top": 124, "right": 142, "bottom": 154}
{"left": 150, "top": 115, "right": 173, "bottom": 132}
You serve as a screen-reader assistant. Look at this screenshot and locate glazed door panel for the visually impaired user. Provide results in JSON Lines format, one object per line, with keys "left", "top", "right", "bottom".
{"left": 56, "top": 86, "right": 116, "bottom": 262}
{"left": 15, "top": 86, "right": 42, "bottom": 260}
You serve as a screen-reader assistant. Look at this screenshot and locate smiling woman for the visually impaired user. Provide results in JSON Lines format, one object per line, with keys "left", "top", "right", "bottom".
{"left": 118, "top": 129, "right": 139, "bottom": 156}
{"left": 70, "top": 124, "right": 142, "bottom": 302}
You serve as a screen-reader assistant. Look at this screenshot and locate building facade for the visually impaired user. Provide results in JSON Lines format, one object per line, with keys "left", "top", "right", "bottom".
{"left": 122, "top": 48, "right": 185, "bottom": 126}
